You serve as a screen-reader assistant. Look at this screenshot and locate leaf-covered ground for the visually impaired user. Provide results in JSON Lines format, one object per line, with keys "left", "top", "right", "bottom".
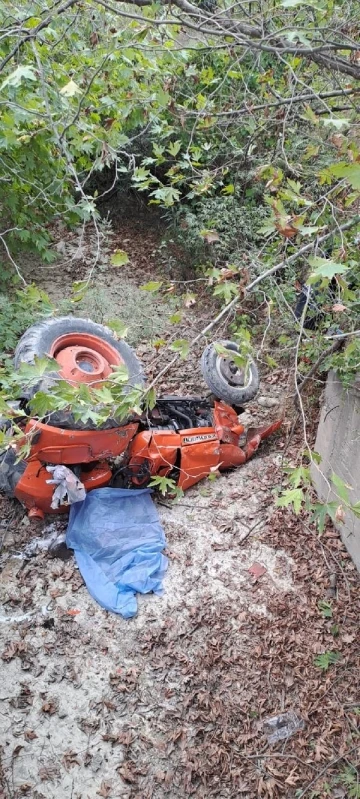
{"left": 1, "top": 215, "right": 359, "bottom": 799}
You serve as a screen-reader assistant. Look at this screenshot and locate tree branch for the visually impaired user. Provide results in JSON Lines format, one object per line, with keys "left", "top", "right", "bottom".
{"left": 296, "top": 339, "right": 343, "bottom": 399}
{"left": 0, "top": 0, "right": 78, "bottom": 74}
{"left": 182, "top": 88, "right": 360, "bottom": 118}
{"left": 113, "top": 0, "right": 360, "bottom": 80}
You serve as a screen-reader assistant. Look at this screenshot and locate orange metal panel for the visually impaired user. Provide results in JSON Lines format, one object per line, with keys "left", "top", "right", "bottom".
{"left": 21, "top": 420, "right": 139, "bottom": 464}
{"left": 14, "top": 460, "right": 111, "bottom": 514}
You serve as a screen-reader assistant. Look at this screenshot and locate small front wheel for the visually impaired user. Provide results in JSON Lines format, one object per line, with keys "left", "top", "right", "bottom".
{"left": 201, "top": 340, "right": 259, "bottom": 405}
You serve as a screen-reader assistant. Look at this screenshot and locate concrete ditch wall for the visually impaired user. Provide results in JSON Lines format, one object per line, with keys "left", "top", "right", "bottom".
{"left": 311, "top": 370, "right": 360, "bottom": 571}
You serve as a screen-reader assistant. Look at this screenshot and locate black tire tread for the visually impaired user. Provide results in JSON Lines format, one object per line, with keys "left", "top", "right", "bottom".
{"left": 14, "top": 316, "right": 144, "bottom": 430}
{"left": 201, "top": 340, "right": 259, "bottom": 405}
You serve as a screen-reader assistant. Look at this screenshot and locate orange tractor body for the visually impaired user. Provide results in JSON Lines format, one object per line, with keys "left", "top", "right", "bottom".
{"left": 0, "top": 319, "right": 281, "bottom": 518}
{"left": 14, "top": 403, "right": 281, "bottom": 518}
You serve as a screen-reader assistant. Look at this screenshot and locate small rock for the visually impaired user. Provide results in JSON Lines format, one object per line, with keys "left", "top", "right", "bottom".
{"left": 257, "top": 396, "right": 279, "bottom": 408}
{"left": 239, "top": 412, "right": 253, "bottom": 426}
{"left": 91, "top": 752, "right": 103, "bottom": 773}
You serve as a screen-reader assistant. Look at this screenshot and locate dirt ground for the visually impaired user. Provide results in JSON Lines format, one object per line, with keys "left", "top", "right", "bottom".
{"left": 1, "top": 211, "right": 359, "bottom": 799}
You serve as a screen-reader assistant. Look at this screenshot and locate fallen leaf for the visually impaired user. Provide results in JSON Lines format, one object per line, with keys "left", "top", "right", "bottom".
{"left": 18, "top": 784, "right": 33, "bottom": 794}
{"left": 49, "top": 588, "right": 64, "bottom": 598}
{"left": 66, "top": 609, "right": 81, "bottom": 616}
{"left": 110, "top": 249, "right": 129, "bottom": 267}
{"left": 183, "top": 292, "right": 196, "bottom": 307}
{"left": 90, "top": 31, "right": 100, "bottom": 46}
{"left": 62, "top": 750, "right": 80, "bottom": 770}
{"left": 342, "top": 633, "right": 356, "bottom": 644}
{"left": 248, "top": 562, "right": 267, "bottom": 579}
{"left": 335, "top": 505, "right": 346, "bottom": 523}
{"left": 275, "top": 221, "right": 298, "bottom": 239}
{"left": 24, "top": 730, "right": 38, "bottom": 741}
{"left": 330, "top": 134, "right": 344, "bottom": 149}
{"left": 2, "top": 641, "right": 27, "bottom": 661}
{"left": 41, "top": 699, "right": 58, "bottom": 715}
{"left": 332, "top": 303, "right": 346, "bottom": 313}
{"left": 218, "top": 267, "right": 237, "bottom": 281}
{"left": 97, "top": 782, "right": 112, "bottom": 798}
{"left": 118, "top": 763, "right": 136, "bottom": 783}
{"left": 38, "top": 763, "right": 61, "bottom": 782}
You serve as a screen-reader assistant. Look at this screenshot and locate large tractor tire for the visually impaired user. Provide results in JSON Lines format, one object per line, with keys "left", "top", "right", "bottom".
{"left": 14, "top": 317, "right": 144, "bottom": 430}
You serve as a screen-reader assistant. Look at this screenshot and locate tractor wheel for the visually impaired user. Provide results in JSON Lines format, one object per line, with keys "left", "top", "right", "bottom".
{"left": 14, "top": 317, "right": 144, "bottom": 430}
{"left": 201, "top": 340, "right": 259, "bottom": 406}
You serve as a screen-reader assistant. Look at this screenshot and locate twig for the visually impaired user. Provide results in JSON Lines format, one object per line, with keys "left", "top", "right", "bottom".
{"left": 325, "top": 329, "right": 360, "bottom": 339}
{"left": 238, "top": 516, "right": 266, "bottom": 544}
{"left": 245, "top": 216, "right": 360, "bottom": 294}
{"left": 296, "top": 339, "right": 343, "bottom": 398}
{"left": 145, "top": 217, "right": 360, "bottom": 392}
{"left": 184, "top": 87, "right": 360, "bottom": 117}
{"left": 0, "top": 0, "right": 78, "bottom": 73}
{"left": 296, "top": 744, "right": 360, "bottom": 798}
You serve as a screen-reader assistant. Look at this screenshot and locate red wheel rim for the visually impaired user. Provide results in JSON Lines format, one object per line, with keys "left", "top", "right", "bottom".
{"left": 49, "top": 333, "right": 123, "bottom": 386}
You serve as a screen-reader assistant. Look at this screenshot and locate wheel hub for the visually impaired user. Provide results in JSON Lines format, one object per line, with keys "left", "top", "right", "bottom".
{"left": 50, "top": 333, "right": 123, "bottom": 386}
{"left": 217, "top": 356, "right": 245, "bottom": 387}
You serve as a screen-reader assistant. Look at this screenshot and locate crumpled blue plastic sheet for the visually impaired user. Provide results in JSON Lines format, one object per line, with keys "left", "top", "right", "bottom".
{"left": 66, "top": 487, "right": 168, "bottom": 618}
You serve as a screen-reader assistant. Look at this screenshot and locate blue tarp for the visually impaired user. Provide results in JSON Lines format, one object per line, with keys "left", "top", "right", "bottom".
{"left": 66, "top": 488, "right": 168, "bottom": 618}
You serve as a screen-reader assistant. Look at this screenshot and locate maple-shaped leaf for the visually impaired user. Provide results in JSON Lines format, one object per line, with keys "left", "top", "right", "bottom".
{"left": 60, "top": 79, "right": 81, "bottom": 97}
{"left": 308, "top": 256, "right": 348, "bottom": 282}
{"left": 97, "top": 782, "right": 113, "bottom": 798}
{"left": 200, "top": 229, "right": 220, "bottom": 244}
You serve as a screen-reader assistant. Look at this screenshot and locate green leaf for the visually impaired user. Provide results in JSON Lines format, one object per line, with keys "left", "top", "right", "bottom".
{"left": 351, "top": 500, "right": 360, "bottom": 519}
{"left": 170, "top": 339, "right": 190, "bottom": 359}
{"left": 322, "top": 117, "right": 350, "bottom": 130}
{"left": 281, "top": 0, "right": 321, "bottom": 7}
{"left": 221, "top": 184, "right": 235, "bottom": 195}
{"left": 140, "top": 281, "right": 162, "bottom": 292}
{"left": 314, "top": 651, "right": 341, "bottom": 671}
{"left": 108, "top": 364, "right": 129, "bottom": 384}
{"left": 106, "top": 319, "right": 128, "bottom": 338}
{"left": 110, "top": 249, "right": 129, "bottom": 267}
{"left": 298, "top": 226, "right": 319, "bottom": 236}
{"left": 318, "top": 600, "right": 333, "bottom": 619}
{"left": 93, "top": 386, "right": 115, "bottom": 405}
{"left": 301, "top": 105, "right": 319, "bottom": 126}
{"left": 18, "top": 356, "right": 59, "bottom": 382}
{"left": 1, "top": 65, "right": 37, "bottom": 90}
{"left": 311, "top": 501, "right": 338, "bottom": 533}
{"left": 145, "top": 387, "right": 156, "bottom": 410}
{"left": 133, "top": 167, "right": 152, "bottom": 185}
{"left": 331, "top": 472, "right": 352, "bottom": 504}
{"left": 308, "top": 256, "right": 348, "bottom": 282}
{"left": 285, "top": 465, "right": 311, "bottom": 488}
{"left": 169, "top": 311, "right": 182, "bottom": 324}
{"left": 214, "top": 343, "right": 248, "bottom": 369}
{"left": 327, "top": 162, "right": 360, "bottom": 190}
{"left": 167, "top": 140, "right": 181, "bottom": 157}
{"left": 148, "top": 475, "right": 182, "bottom": 499}
{"left": 60, "top": 79, "right": 82, "bottom": 97}
{"left": 285, "top": 30, "right": 310, "bottom": 45}
{"left": 213, "top": 282, "right": 238, "bottom": 304}
{"left": 29, "top": 390, "right": 58, "bottom": 417}
{"left": 155, "top": 88, "right": 170, "bottom": 108}
{"left": 276, "top": 488, "right": 304, "bottom": 514}
{"left": 150, "top": 186, "right": 181, "bottom": 206}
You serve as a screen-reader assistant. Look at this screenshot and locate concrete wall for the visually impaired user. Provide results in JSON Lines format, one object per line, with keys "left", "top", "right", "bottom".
{"left": 311, "top": 370, "right": 360, "bottom": 571}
